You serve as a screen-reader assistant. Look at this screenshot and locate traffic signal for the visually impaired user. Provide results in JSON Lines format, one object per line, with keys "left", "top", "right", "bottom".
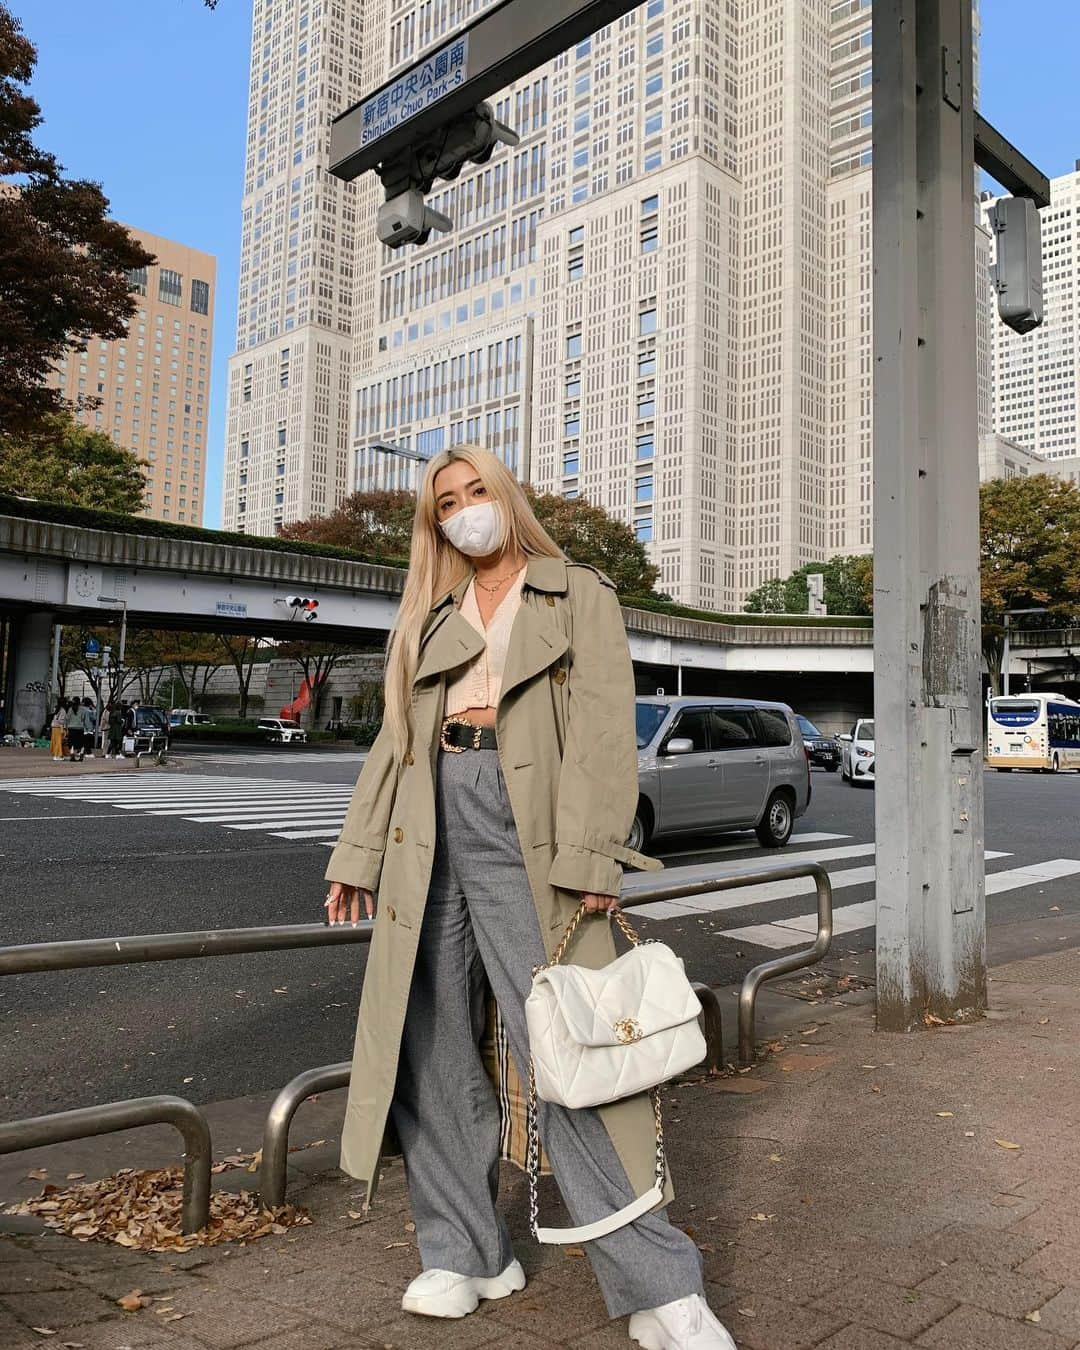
{"left": 286, "top": 596, "right": 319, "bottom": 621}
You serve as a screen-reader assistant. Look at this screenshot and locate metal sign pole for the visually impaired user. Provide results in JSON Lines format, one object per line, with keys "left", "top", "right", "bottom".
{"left": 872, "top": 0, "right": 987, "bottom": 1029}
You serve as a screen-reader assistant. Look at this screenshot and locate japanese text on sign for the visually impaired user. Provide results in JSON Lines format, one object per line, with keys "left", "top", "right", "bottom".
{"left": 360, "top": 35, "right": 470, "bottom": 147}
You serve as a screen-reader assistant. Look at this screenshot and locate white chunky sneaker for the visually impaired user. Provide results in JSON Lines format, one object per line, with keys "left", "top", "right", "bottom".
{"left": 629, "top": 1294, "right": 737, "bottom": 1350}
{"left": 401, "top": 1258, "right": 526, "bottom": 1318}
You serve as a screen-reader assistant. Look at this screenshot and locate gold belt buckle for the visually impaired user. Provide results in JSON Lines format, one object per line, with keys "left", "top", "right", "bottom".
{"left": 440, "top": 716, "right": 484, "bottom": 753}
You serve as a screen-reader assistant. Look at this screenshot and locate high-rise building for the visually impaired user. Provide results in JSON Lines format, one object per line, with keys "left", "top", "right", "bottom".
{"left": 48, "top": 226, "right": 215, "bottom": 525}
{"left": 221, "top": 0, "right": 366, "bottom": 536}
{"left": 983, "top": 163, "right": 1080, "bottom": 461}
{"left": 243, "top": 0, "right": 988, "bottom": 607}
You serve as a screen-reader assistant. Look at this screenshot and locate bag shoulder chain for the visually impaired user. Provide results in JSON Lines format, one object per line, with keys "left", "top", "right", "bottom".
{"left": 526, "top": 901, "right": 666, "bottom": 1239}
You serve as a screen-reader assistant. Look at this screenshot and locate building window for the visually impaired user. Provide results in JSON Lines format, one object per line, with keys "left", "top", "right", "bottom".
{"left": 277, "top": 425, "right": 287, "bottom": 447}
{"left": 190, "top": 279, "right": 210, "bottom": 315}
{"left": 636, "top": 431, "right": 654, "bottom": 459}
{"left": 566, "top": 332, "right": 583, "bottom": 359}
{"left": 635, "top": 474, "right": 654, "bottom": 503}
{"left": 638, "top": 350, "right": 656, "bottom": 378}
{"left": 158, "top": 268, "right": 183, "bottom": 306}
{"left": 569, "top": 256, "right": 584, "bottom": 282}
{"left": 242, "top": 364, "right": 252, "bottom": 402}
{"left": 644, "top": 112, "right": 662, "bottom": 137}
{"left": 240, "top": 437, "right": 250, "bottom": 459}
{"left": 128, "top": 266, "right": 148, "bottom": 296}
{"left": 566, "top": 374, "right": 581, "bottom": 398}
{"left": 563, "top": 449, "right": 579, "bottom": 475}
{"left": 646, "top": 34, "right": 663, "bottom": 58}
{"left": 641, "top": 220, "right": 659, "bottom": 252}
{"left": 637, "top": 395, "right": 655, "bottom": 419}
{"left": 638, "top": 307, "right": 657, "bottom": 336}
{"left": 634, "top": 517, "right": 653, "bottom": 542}
{"left": 564, "top": 414, "right": 581, "bottom": 438}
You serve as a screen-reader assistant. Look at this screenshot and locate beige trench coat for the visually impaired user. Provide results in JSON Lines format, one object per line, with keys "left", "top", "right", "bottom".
{"left": 325, "top": 555, "right": 668, "bottom": 1210}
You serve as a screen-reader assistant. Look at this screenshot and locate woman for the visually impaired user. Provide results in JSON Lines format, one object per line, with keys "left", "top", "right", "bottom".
{"left": 105, "top": 702, "right": 125, "bottom": 759}
{"left": 325, "top": 446, "right": 734, "bottom": 1350}
{"left": 49, "top": 699, "right": 68, "bottom": 761}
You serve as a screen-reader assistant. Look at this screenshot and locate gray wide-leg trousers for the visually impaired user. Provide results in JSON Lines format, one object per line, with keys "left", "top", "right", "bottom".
{"left": 389, "top": 746, "right": 704, "bottom": 1319}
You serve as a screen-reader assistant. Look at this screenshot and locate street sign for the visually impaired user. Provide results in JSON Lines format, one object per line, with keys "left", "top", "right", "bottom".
{"left": 358, "top": 35, "right": 470, "bottom": 151}
{"left": 216, "top": 600, "right": 248, "bottom": 619}
{"left": 85, "top": 638, "right": 101, "bottom": 656}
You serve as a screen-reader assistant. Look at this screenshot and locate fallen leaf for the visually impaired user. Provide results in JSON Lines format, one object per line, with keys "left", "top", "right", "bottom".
{"left": 737, "top": 1308, "right": 756, "bottom": 1317}
{"left": 994, "top": 1139, "right": 1022, "bottom": 1150}
{"left": 566, "top": 1246, "right": 586, "bottom": 1257}
{"left": 65, "top": 1173, "right": 86, "bottom": 1181}
{"left": 384, "top": 1241, "right": 410, "bottom": 1249}
{"left": 164, "top": 1314, "right": 190, "bottom": 1322}
{"left": 768, "top": 1154, "right": 784, "bottom": 1162}
{"left": 1039, "top": 1018, "right": 1051, "bottom": 1026}
{"left": 936, "top": 1112, "right": 954, "bottom": 1118}
{"left": 117, "top": 1290, "right": 150, "bottom": 1312}
{"left": 26, "top": 1168, "right": 48, "bottom": 1181}
{"left": 30, "top": 1330, "right": 58, "bottom": 1338}
{"left": 1026, "top": 1310, "right": 1042, "bottom": 1324}
{"left": 346, "top": 1210, "right": 365, "bottom": 1220}
{"left": 965, "top": 1131, "right": 975, "bottom": 1137}
{"left": 182, "top": 1076, "right": 194, "bottom": 1084}
{"left": 404, "top": 1221, "right": 416, "bottom": 1232}
{"left": 273, "top": 988, "right": 288, "bottom": 994}
{"left": 749, "top": 1213, "right": 775, "bottom": 1222}
{"left": 1049, "top": 906, "right": 1061, "bottom": 913}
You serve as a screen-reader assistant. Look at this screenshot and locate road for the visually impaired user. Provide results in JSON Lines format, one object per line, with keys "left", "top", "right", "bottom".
{"left": 2, "top": 749, "right": 1078, "bottom": 1121}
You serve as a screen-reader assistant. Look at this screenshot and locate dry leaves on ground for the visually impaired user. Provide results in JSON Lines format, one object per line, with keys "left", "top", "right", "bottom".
{"left": 2, "top": 1165, "right": 312, "bottom": 1253}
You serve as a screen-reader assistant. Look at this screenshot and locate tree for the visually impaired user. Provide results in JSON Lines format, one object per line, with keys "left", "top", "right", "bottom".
{"left": 217, "top": 633, "right": 270, "bottom": 720}
{"left": 277, "top": 641, "right": 344, "bottom": 727}
{"left": 0, "top": 413, "right": 146, "bottom": 511}
{"left": 743, "top": 555, "right": 874, "bottom": 616}
{"left": 280, "top": 489, "right": 415, "bottom": 559}
{"left": 282, "top": 486, "right": 661, "bottom": 594}
{"left": 524, "top": 489, "right": 659, "bottom": 595}
{"left": 980, "top": 474, "right": 1080, "bottom": 693}
{"left": 0, "top": 7, "right": 155, "bottom": 438}
{"left": 164, "top": 632, "right": 227, "bottom": 710}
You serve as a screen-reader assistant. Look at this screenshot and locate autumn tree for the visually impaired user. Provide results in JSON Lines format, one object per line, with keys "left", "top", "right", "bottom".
{"left": 277, "top": 641, "right": 345, "bottom": 727}
{"left": 0, "top": 7, "right": 154, "bottom": 438}
{"left": 743, "top": 555, "right": 874, "bottom": 616}
{"left": 0, "top": 413, "right": 146, "bottom": 511}
{"left": 980, "top": 474, "right": 1080, "bottom": 693}
{"left": 163, "top": 632, "right": 227, "bottom": 710}
{"left": 217, "top": 634, "right": 271, "bottom": 720}
{"left": 283, "top": 486, "right": 660, "bottom": 594}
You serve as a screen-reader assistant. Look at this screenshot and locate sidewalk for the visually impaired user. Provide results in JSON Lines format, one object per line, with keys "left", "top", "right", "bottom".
{"left": 0, "top": 748, "right": 175, "bottom": 779}
{"left": 4, "top": 946, "right": 1080, "bottom": 1349}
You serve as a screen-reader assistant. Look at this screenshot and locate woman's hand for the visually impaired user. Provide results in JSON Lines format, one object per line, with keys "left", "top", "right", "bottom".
{"left": 580, "top": 891, "right": 619, "bottom": 914}
{"left": 324, "top": 881, "right": 375, "bottom": 924}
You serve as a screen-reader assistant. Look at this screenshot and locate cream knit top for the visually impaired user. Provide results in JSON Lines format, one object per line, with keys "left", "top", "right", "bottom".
{"left": 444, "top": 566, "right": 527, "bottom": 714}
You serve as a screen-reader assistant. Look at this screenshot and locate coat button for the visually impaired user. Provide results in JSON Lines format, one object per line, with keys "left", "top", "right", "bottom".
{"left": 387, "top": 906, "right": 397, "bottom": 922}
{"left": 392, "top": 827, "right": 404, "bottom": 843}
{"left": 404, "top": 751, "right": 414, "bottom": 765}
{"left": 545, "top": 594, "right": 556, "bottom": 607}
{"left": 553, "top": 668, "right": 567, "bottom": 685}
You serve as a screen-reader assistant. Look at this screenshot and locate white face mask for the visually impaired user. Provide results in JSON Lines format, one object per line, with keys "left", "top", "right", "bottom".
{"left": 439, "top": 500, "right": 504, "bottom": 557}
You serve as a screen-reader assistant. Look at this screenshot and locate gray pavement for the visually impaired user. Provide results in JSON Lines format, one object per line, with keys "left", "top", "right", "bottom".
{"left": 6, "top": 944, "right": 1080, "bottom": 1348}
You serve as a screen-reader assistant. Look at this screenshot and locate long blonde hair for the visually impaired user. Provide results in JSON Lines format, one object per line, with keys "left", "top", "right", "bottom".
{"left": 383, "top": 444, "right": 565, "bottom": 759}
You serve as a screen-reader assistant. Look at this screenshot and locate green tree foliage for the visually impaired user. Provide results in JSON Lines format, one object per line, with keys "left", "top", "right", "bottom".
{"left": 282, "top": 487, "right": 660, "bottom": 595}
{"left": 743, "top": 555, "right": 874, "bottom": 616}
{"left": 980, "top": 474, "right": 1080, "bottom": 692}
{"left": 0, "top": 413, "right": 147, "bottom": 511}
{"left": 0, "top": 7, "right": 154, "bottom": 437}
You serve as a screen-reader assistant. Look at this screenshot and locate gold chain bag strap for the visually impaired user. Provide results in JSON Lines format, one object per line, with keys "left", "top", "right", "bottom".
{"left": 524, "top": 901, "right": 704, "bottom": 1244}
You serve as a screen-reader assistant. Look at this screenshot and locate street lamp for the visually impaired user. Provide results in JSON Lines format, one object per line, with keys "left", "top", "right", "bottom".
{"left": 366, "top": 438, "right": 433, "bottom": 493}
{"left": 1001, "top": 606, "right": 1047, "bottom": 697}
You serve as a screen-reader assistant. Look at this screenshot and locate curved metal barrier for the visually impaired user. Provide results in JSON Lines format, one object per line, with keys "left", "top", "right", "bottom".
{"left": 0, "top": 1095, "right": 211, "bottom": 1235}
{"left": 1, "top": 858, "right": 833, "bottom": 1217}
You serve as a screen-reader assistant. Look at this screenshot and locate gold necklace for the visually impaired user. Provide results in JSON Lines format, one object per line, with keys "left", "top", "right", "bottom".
{"left": 474, "top": 564, "right": 523, "bottom": 595}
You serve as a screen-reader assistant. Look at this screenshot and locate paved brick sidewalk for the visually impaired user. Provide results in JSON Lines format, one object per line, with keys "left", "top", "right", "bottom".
{"left": 4, "top": 946, "right": 1080, "bottom": 1349}
{"left": 0, "top": 748, "right": 174, "bottom": 779}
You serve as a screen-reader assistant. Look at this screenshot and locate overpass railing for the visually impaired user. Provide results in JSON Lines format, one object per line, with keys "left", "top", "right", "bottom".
{"left": 0, "top": 859, "right": 833, "bottom": 1226}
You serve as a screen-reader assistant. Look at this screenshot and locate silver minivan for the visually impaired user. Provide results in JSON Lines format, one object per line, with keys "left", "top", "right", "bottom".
{"left": 631, "top": 697, "right": 811, "bottom": 850}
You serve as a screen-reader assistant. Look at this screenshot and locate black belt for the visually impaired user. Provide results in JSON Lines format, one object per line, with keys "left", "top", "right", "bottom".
{"left": 440, "top": 718, "right": 498, "bottom": 752}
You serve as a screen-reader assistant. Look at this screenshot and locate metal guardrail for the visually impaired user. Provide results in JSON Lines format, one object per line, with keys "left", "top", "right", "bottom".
{"left": 1, "top": 859, "right": 833, "bottom": 1220}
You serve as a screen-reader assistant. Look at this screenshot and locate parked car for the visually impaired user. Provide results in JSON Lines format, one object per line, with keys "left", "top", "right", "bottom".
{"left": 839, "top": 718, "right": 875, "bottom": 786}
{"left": 795, "top": 715, "right": 841, "bottom": 772}
{"left": 632, "top": 696, "right": 811, "bottom": 850}
{"left": 168, "top": 709, "right": 215, "bottom": 728}
{"left": 258, "top": 717, "right": 308, "bottom": 745}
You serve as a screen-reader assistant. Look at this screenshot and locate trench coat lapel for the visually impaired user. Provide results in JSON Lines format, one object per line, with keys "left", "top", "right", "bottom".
{"left": 413, "top": 606, "right": 485, "bottom": 684}
{"left": 500, "top": 597, "right": 569, "bottom": 703}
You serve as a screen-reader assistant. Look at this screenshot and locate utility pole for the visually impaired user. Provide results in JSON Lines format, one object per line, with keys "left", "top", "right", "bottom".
{"left": 872, "top": 0, "right": 986, "bottom": 1029}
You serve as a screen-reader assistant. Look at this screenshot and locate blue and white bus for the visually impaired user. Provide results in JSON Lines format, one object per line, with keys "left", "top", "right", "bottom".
{"left": 987, "top": 692, "right": 1080, "bottom": 772}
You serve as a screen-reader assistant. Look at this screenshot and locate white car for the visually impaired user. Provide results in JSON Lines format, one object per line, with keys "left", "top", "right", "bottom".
{"left": 839, "top": 718, "right": 875, "bottom": 786}
{"left": 258, "top": 717, "right": 308, "bottom": 745}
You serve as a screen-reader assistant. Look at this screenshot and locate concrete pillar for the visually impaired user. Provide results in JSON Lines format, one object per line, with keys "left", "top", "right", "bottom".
{"left": 872, "top": 0, "right": 986, "bottom": 1029}
{"left": 12, "top": 611, "right": 54, "bottom": 736}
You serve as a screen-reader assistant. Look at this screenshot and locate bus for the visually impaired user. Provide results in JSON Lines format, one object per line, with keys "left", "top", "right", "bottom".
{"left": 987, "top": 692, "right": 1080, "bottom": 772}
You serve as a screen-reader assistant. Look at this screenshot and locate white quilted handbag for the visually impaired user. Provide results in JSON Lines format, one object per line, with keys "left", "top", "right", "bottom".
{"left": 524, "top": 903, "right": 705, "bottom": 1244}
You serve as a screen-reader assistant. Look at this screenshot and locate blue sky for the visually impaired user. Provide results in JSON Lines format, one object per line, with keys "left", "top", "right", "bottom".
{"left": 15, "top": 0, "right": 1080, "bottom": 527}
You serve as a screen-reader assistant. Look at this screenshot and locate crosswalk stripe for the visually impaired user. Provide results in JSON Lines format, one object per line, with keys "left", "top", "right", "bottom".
{"left": 716, "top": 856, "right": 1080, "bottom": 950}
{"left": 660, "top": 831, "right": 849, "bottom": 860}
{"left": 271, "top": 827, "right": 346, "bottom": 839}
{"left": 630, "top": 850, "right": 1012, "bottom": 922}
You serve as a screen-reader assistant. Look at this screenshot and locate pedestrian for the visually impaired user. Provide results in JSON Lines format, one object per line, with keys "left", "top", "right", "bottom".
{"left": 64, "top": 697, "right": 84, "bottom": 761}
{"left": 324, "top": 446, "right": 733, "bottom": 1349}
{"left": 49, "top": 699, "right": 68, "bottom": 761}
{"left": 105, "top": 702, "right": 125, "bottom": 759}
{"left": 81, "top": 697, "right": 98, "bottom": 759}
